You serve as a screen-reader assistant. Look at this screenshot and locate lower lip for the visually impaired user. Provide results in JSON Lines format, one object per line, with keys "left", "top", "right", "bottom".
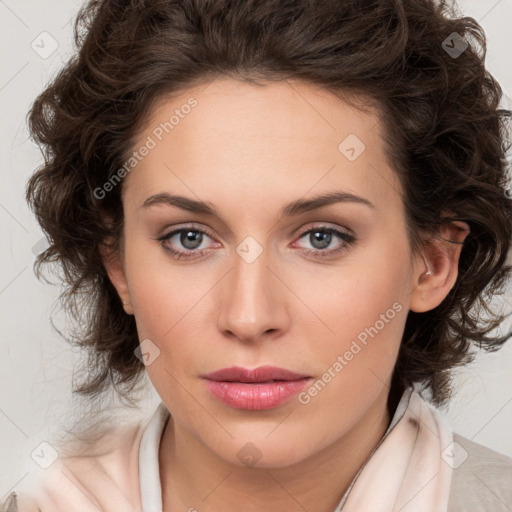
{"left": 204, "top": 378, "right": 312, "bottom": 410}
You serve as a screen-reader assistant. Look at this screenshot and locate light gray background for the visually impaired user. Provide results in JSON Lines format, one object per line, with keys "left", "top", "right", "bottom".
{"left": 1, "top": 0, "right": 512, "bottom": 500}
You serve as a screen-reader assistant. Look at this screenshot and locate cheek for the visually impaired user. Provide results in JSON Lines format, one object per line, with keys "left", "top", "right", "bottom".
{"left": 291, "top": 232, "right": 411, "bottom": 382}
{"left": 122, "top": 227, "right": 197, "bottom": 336}
{"left": 123, "top": 237, "right": 219, "bottom": 382}
{"left": 298, "top": 281, "right": 406, "bottom": 391}
{"left": 294, "top": 274, "right": 408, "bottom": 431}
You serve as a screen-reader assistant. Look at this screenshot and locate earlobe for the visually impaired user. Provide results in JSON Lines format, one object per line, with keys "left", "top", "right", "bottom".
{"left": 99, "top": 242, "right": 134, "bottom": 315}
{"left": 409, "top": 221, "right": 470, "bottom": 313}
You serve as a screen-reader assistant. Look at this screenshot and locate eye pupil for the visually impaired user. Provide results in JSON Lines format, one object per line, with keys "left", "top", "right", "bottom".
{"left": 311, "top": 231, "right": 331, "bottom": 249}
{"left": 181, "top": 230, "right": 202, "bottom": 249}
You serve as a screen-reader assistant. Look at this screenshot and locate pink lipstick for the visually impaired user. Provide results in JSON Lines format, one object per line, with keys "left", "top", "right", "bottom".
{"left": 202, "top": 366, "right": 312, "bottom": 410}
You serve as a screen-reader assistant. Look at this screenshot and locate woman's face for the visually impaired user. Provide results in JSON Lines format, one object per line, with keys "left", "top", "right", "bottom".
{"left": 114, "top": 77, "right": 427, "bottom": 467}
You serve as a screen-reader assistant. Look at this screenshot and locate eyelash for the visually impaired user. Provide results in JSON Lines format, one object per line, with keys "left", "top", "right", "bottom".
{"left": 156, "top": 224, "right": 357, "bottom": 260}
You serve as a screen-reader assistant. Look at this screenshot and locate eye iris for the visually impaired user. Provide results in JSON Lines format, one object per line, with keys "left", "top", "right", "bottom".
{"left": 181, "top": 230, "right": 202, "bottom": 249}
{"left": 311, "top": 231, "right": 331, "bottom": 249}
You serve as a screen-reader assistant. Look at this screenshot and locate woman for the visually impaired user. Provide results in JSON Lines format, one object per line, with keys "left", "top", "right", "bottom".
{"left": 2, "top": 0, "right": 512, "bottom": 510}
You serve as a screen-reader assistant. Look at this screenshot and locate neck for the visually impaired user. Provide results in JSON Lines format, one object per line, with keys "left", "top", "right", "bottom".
{"left": 159, "top": 386, "right": 393, "bottom": 512}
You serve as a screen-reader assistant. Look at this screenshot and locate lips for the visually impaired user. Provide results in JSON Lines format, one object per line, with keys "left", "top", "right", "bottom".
{"left": 202, "top": 366, "right": 312, "bottom": 410}
{"left": 203, "top": 365, "right": 310, "bottom": 383}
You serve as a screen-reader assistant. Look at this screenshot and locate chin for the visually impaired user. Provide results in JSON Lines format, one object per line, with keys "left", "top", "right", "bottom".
{"left": 208, "top": 433, "right": 314, "bottom": 469}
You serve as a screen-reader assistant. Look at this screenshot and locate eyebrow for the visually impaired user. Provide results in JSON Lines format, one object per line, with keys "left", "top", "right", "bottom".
{"left": 140, "top": 190, "right": 375, "bottom": 219}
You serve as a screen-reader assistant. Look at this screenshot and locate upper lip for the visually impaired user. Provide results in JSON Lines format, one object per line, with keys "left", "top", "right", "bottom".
{"left": 202, "top": 365, "right": 310, "bottom": 383}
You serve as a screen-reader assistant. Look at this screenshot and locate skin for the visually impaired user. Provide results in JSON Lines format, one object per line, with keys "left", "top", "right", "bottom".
{"left": 103, "top": 77, "right": 469, "bottom": 511}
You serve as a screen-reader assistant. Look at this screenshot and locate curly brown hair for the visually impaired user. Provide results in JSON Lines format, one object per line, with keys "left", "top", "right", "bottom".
{"left": 26, "top": 0, "right": 512, "bottom": 407}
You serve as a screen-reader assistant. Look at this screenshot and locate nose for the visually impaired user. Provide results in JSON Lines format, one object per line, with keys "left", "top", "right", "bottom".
{"left": 216, "top": 247, "right": 291, "bottom": 344}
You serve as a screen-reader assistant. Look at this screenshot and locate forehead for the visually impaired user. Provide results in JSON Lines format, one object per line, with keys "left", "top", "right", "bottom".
{"left": 123, "top": 78, "right": 402, "bottom": 217}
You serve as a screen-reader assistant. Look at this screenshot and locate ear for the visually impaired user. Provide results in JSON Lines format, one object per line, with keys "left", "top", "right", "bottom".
{"left": 409, "top": 221, "right": 470, "bottom": 313}
{"left": 99, "top": 241, "right": 134, "bottom": 315}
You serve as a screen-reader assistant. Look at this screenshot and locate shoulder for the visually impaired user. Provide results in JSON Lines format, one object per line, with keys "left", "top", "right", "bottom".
{"left": 1, "top": 418, "right": 148, "bottom": 512}
{"left": 448, "top": 433, "right": 512, "bottom": 511}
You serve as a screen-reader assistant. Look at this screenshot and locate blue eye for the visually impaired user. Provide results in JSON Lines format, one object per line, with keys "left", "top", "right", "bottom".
{"left": 156, "top": 225, "right": 356, "bottom": 260}
{"left": 294, "top": 227, "right": 356, "bottom": 257}
{"left": 157, "top": 228, "right": 215, "bottom": 259}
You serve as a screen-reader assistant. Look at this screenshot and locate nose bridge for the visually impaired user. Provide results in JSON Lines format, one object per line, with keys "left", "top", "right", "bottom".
{"left": 217, "top": 240, "right": 288, "bottom": 342}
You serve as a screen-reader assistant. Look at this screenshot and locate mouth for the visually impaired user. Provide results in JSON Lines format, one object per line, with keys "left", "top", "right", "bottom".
{"left": 202, "top": 366, "right": 313, "bottom": 410}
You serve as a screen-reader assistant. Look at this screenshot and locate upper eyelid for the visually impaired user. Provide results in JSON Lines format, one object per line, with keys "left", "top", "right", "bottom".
{"left": 160, "top": 223, "right": 217, "bottom": 241}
